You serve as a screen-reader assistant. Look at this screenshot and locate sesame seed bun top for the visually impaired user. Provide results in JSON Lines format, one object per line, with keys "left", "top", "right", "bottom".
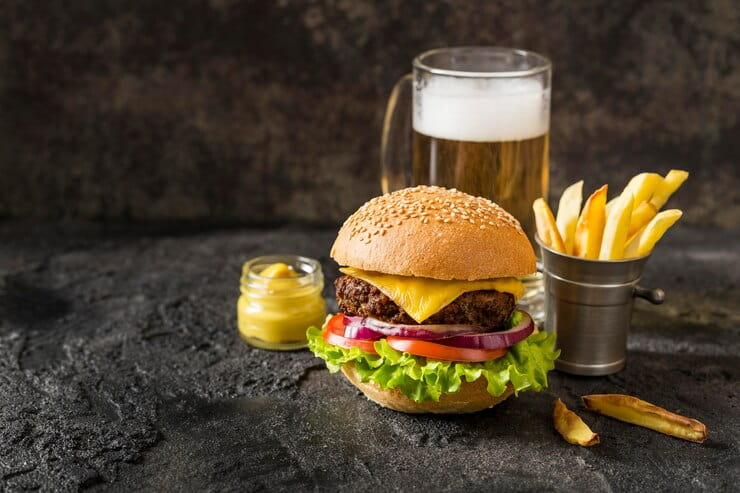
{"left": 330, "top": 186, "right": 536, "bottom": 280}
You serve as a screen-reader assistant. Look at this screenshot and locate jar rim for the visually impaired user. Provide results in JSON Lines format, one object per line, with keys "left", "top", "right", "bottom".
{"left": 241, "top": 254, "right": 323, "bottom": 293}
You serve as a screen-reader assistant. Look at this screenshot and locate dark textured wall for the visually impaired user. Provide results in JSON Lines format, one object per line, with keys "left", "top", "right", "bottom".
{"left": 1, "top": 0, "right": 738, "bottom": 227}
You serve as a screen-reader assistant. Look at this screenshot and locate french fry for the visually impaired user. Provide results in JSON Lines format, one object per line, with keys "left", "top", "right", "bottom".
{"left": 607, "top": 173, "right": 660, "bottom": 219}
{"left": 556, "top": 180, "right": 583, "bottom": 255}
{"left": 604, "top": 197, "right": 616, "bottom": 217}
{"left": 533, "top": 198, "right": 566, "bottom": 253}
{"left": 599, "top": 193, "right": 634, "bottom": 260}
{"left": 627, "top": 170, "right": 688, "bottom": 235}
{"left": 582, "top": 394, "right": 707, "bottom": 443}
{"left": 573, "top": 185, "right": 607, "bottom": 259}
{"left": 650, "top": 169, "right": 689, "bottom": 209}
{"left": 554, "top": 399, "right": 600, "bottom": 447}
{"left": 621, "top": 172, "right": 663, "bottom": 207}
{"left": 627, "top": 201, "right": 657, "bottom": 237}
{"left": 624, "top": 209, "right": 683, "bottom": 258}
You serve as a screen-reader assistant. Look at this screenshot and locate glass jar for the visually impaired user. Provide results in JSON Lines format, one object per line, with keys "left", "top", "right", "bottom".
{"left": 237, "top": 255, "right": 326, "bottom": 350}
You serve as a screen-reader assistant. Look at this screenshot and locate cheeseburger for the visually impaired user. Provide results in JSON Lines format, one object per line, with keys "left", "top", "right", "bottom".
{"left": 308, "top": 186, "right": 558, "bottom": 413}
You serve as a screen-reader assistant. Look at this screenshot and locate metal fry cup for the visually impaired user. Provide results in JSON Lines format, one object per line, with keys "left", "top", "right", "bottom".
{"left": 536, "top": 237, "right": 665, "bottom": 376}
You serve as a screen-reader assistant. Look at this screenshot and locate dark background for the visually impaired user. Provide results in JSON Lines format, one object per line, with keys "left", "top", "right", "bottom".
{"left": 1, "top": 0, "right": 739, "bottom": 228}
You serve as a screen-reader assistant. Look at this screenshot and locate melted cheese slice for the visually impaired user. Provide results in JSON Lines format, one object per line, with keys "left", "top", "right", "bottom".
{"left": 340, "top": 267, "right": 524, "bottom": 323}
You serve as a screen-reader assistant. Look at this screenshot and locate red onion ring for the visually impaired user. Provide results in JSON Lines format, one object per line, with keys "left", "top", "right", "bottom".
{"left": 437, "top": 312, "right": 534, "bottom": 349}
{"left": 343, "top": 316, "right": 485, "bottom": 340}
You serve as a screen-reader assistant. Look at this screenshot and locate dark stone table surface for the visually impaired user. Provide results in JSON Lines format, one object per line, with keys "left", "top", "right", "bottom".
{"left": 0, "top": 221, "right": 738, "bottom": 491}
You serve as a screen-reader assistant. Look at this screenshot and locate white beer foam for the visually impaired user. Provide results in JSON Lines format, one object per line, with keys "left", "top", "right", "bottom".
{"left": 413, "top": 77, "right": 550, "bottom": 142}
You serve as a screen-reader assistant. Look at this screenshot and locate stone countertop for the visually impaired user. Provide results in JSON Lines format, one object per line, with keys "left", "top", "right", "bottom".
{"left": 0, "top": 222, "right": 738, "bottom": 491}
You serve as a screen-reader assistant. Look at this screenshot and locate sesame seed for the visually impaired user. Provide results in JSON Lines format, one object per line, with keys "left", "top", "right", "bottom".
{"left": 342, "top": 185, "right": 525, "bottom": 241}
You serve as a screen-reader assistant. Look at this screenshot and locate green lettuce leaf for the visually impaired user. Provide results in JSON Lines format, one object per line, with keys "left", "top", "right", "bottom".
{"left": 307, "top": 317, "right": 560, "bottom": 403}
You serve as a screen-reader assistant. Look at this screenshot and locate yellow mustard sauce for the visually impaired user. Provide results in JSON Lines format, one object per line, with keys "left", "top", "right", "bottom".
{"left": 238, "top": 256, "right": 326, "bottom": 350}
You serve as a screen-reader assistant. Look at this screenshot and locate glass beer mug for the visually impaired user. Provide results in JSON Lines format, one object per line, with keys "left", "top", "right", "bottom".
{"left": 381, "top": 47, "right": 552, "bottom": 319}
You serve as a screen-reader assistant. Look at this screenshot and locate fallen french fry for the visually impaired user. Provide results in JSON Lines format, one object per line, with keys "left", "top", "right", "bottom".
{"left": 624, "top": 209, "right": 683, "bottom": 258}
{"left": 650, "top": 170, "right": 689, "bottom": 209}
{"left": 583, "top": 394, "right": 707, "bottom": 443}
{"left": 556, "top": 180, "right": 583, "bottom": 255}
{"left": 627, "top": 170, "right": 688, "bottom": 235}
{"left": 554, "top": 399, "right": 600, "bottom": 447}
{"left": 573, "top": 185, "right": 607, "bottom": 259}
{"left": 533, "top": 198, "right": 566, "bottom": 253}
{"left": 599, "top": 193, "right": 634, "bottom": 260}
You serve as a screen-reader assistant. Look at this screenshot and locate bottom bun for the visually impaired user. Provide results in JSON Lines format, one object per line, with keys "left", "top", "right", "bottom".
{"left": 341, "top": 363, "right": 514, "bottom": 414}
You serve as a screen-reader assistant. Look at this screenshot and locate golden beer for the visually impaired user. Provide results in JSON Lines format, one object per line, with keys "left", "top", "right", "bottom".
{"left": 381, "top": 47, "right": 552, "bottom": 320}
{"left": 412, "top": 131, "right": 549, "bottom": 244}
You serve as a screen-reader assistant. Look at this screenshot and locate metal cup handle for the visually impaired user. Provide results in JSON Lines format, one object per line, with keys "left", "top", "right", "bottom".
{"left": 633, "top": 285, "right": 665, "bottom": 304}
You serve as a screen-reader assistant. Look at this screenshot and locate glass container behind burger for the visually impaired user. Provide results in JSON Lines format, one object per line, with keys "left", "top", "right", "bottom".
{"left": 381, "top": 46, "right": 552, "bottom": 318}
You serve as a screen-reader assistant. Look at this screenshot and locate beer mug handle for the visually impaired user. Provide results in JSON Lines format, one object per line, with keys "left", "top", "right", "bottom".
{"left": 380, "top": 74, "right": 413, "bottom": 194}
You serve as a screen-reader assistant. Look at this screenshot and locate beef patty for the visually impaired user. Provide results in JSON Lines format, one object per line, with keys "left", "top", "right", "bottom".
{"left": 335, "top": 275, "right": 516, "bottom": 328}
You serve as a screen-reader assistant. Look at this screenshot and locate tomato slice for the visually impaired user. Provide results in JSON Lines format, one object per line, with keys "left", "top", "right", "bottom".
{"left": 323, "top": 314, "right": 378, "bottom": 354}
{"left": 386, "top": 337, "right": 508, "bottom": 362}
{"left": 322, "top": 313, "right": 508, "bottom": 361}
